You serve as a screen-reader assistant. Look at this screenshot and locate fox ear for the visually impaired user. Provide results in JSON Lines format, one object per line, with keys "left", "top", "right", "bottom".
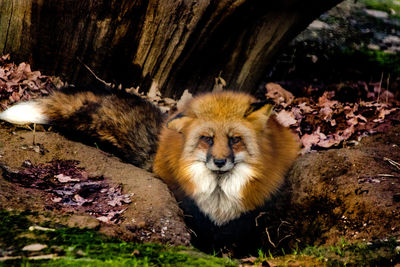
{"left": 166, "top": 112, "right": 192, "bottom": 133}
{"left": 245, "top": 102, "right": 274, "bottom": 129}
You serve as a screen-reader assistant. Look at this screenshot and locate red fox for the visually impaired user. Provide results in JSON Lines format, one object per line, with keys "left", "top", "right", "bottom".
{"left": 0, "top": 90, "right": 299, "bottom": 226}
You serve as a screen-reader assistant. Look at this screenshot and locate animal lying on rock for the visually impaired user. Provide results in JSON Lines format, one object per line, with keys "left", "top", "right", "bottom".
{"left": 0, "top": 90, "right": 299, "bottom": 226}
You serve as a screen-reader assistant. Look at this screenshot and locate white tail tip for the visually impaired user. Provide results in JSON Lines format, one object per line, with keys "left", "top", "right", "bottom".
{"left": 0, "top": 101, "right": 48, "bottom": 125}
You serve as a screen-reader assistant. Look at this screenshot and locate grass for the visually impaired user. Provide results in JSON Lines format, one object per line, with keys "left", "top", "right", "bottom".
{"left": 251, "top": 237, "right": 400, "bottom": 266}
{"left": 0, "top": 210, "right": 237, "bottom": 266}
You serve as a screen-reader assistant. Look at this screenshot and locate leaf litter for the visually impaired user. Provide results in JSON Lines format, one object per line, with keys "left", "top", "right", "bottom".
{"left": 0, "top": 54, "right": 57, "bottom": 110}
{"left": 266, "top": 83, "right": 399, "bottom": 153}
{"left": 2, "top": 160, "right": 132, "bottom": 224}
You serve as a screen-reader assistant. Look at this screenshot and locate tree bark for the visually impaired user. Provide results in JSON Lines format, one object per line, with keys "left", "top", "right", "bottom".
{"left": 0, "top": 0, "right": 342, "bottom": 98}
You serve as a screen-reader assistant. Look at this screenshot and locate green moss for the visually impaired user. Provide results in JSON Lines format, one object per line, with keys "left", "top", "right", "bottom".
{"left": 301, "top": 238, "right": 400, "bottom": 266}
{"left": 251, "top": 237, "right": 400, "bottom": 266}
{"left": 0, "top": 210, "right": 33, "bottom": 249}
{"left": 343, "top": 47, "right": 400, "bottom": 76}
{"left": 0, "top": 211, "right": 237, "bottom": 266}
{"left": 2, "top": 211, "right": 399, "bottom": 266}
{"left": 362, "top": 0, "right": 400, "bottom": 14}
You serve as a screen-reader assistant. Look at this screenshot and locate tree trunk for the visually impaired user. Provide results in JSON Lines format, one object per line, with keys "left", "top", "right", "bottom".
{"left": 0, "top": 0, "right": 342, "bottom": 98}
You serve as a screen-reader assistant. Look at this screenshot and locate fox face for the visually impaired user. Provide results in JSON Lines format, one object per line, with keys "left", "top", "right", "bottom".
{"left": 172, "top": 119, "right": 263, "bottom": 225}
{"left": 156, "top": 92, "right": 282, "bottom": 225}
{"left": 176, "top": 118, "right": 262, "bottom": 173}
{"left": 201, "top": 133, "right": 243, "bottom": 173}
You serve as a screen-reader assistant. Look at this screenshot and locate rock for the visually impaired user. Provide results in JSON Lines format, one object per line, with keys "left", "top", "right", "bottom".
{"left": 286, "top": 124, "right": 400, "bottom": 245}
{"left": 383, "top": 35, "right": 400, "bottom": 45}
{"left": 22, "top": 244, "right": 47, "bottom": 251}
{"left": 0, "top": 123, "right": 190, "bottom": 246}
{"left": 367, "top": 44, "right": 380, "bottom": 50}
{"left": 364, "top": 9, "right": 389, "bottom": 19}
{"left": 308, "top": 20, "right": 331, "bottom": 30}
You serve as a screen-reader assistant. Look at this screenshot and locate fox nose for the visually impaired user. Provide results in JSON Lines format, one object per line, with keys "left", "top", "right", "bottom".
{"left": 213, "top": 158, "right": 227, "bottom": 168}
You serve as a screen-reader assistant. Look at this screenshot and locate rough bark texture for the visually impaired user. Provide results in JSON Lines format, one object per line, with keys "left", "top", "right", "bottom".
{"left": 0, "top": 0, "right": 342, "bottom": 97}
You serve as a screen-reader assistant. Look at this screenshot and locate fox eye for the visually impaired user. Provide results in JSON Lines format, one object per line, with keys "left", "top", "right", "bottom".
{"left": 229, "top": 136, "right": 242, "bottom": 145}
{"left": 200, "top": 136, "right": 214, "bottom": 145}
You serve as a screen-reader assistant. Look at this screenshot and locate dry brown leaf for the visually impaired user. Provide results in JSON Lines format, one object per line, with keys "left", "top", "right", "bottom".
{"left": 55, "top": 173, "right": 80, "bottom": 183}
{"left": 297, "top": 102, "right": 314, "bottom": 113}
{"left": 275, "top": 110, "right": 297, "bottom": 127}
{"left": 318, "top": 91, "right": 339, "bottom": 108}
{"left": 266, "top": 82, "right": 294, "bottom": 107}
{"left": 176, "top": 89, "right": 193, "bottom": 110}
{"left": 301, "top": 128, "right": 323, "bottom": 153}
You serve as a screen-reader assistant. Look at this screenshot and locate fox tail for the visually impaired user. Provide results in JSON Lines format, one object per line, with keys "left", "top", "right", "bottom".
{"left": 0, "top": 91, "right": 164, "bottom": 170}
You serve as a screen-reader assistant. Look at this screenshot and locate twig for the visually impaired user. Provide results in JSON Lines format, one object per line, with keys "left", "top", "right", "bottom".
{"left": 386, "top": 73, "right": 390, "bottom": 103}
{"left": 277, "top": 220, "right": 291, "bottom": 237}
{"left": 255, "top": 212, "right": 266, "bottom": 227}
{"left": 76, "top": 57, "right": 113, "bottom": 88}
{"left": 29, "top": 225, "right": 56, "bottom": 232}
{"left": 377, "top": 72, "right": 383, "bottom": 103}
{"left": 32, "top": 123, "right": 36, "bottom": 145}
{"left": 186, "top": 227, "right": 197, "bottom": 237}
{"left": 265, "top": 227, "right": 276, "bottom": 248}
{"left": 377, "top": 174, "right": 396, "bottom": 177}
{"left": 0, "top": 254, "right": 60, "bottom": 262}
{"left": 277, "top": 234, "right": 293, "bottom": 247}
{"left": 384, "top": 157, "right": 400, "bottom": 170}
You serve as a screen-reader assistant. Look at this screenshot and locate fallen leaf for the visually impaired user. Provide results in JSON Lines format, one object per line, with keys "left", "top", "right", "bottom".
{"left": 301, "top": 131, "right": 321, "bottom": 153}
{"left": 131, "top": 249, "right": 140, "bottom": 256}
{"left": 276, "top": 110, "right": 297, "bottom": 127}
{"left": 266, "top": 82, "right": 294, "bottom": 107}
{"left": 52, "top": 197, "right": 62, "bottom": 203}
{"left": 176, "top": 89, "right": 193, "bottom": 110}
{"left": 318, "top": 91, "right": 339, "bottom": 108}
{"left": 96, "top": 216, "right": 110, "bottom": 223}
{"left": 107, "top": 193, "right": 133, "bottom": 207}
{"left": 297, "top": 102, "right": 314, "bottom": 113}
{"left": 239, "top": 256, "right": 258, "bottom": 264}
{"left": 55, "top": 173, "right": 80, "bottom": 183}
{"left": 74, "top": 194, "right": 88, "bottom": 205}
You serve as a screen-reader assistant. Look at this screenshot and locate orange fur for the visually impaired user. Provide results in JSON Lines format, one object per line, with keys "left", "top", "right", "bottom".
{"left": 154, "top": 91, "right": 299, "bottom": 225}
{"left": 1, "top": 89, "right": 298, "bottom": 225}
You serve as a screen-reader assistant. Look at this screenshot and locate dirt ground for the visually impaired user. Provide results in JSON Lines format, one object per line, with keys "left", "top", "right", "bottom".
{"left": 0, "top": 122, "right": 190, "bottom": 246}
{"left": 287, "top": 123, "right": 400, "bottom": 246}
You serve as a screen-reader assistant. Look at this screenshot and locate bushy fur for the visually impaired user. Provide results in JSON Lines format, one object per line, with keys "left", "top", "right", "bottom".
{"left": 154, "top": 92, "right": 299, "bottom": 225}
{"left": 1, "top": 91, "right": 164, "bottom": 170}
{"left": 0, "top": 90, "right": 299, "bottom": 225}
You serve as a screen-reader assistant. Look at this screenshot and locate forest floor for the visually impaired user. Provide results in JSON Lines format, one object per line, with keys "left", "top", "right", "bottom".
{"left": 1, "top": 0, "right": 400, "bottom": 266}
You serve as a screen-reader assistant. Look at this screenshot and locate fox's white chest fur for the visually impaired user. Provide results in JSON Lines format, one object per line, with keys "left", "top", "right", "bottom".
{"left": 188, "top": 162, "right": 254, "bottom": 225}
